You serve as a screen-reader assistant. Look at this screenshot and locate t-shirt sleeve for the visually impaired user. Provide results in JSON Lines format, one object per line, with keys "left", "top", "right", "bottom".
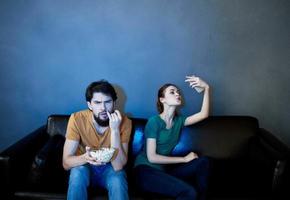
{"left": 145, "top": 117, "right": 159, "bottom": 139}
{"left": 179, "top": 115, "right": 187, "bottom": 127}
{"left": 120, "top": 117, "right": 132, "bottom": 143}
{"left": 65, "top": 114, "right": 80, "bottom": 141}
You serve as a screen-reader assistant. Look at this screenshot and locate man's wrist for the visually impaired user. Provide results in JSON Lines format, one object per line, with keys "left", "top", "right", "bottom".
{"left": 111, "top": 129, "right": 120, "bottom": 135}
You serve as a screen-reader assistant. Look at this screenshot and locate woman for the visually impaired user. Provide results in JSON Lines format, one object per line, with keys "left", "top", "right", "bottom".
{"left": 134, "top": 75, "right": 210, "bottom": 200}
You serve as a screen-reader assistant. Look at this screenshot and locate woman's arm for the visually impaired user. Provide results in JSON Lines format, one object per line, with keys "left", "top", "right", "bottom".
{"left": 146, "top": 138, "right": 197, "bottom": 164}
{"left": 184, "top": 76, "right": 210, "bottom": 126}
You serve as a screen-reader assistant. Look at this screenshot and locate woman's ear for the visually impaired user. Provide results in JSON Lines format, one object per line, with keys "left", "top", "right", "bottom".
{"left": 159, "top": 97, "right": 165, "bottom": 103}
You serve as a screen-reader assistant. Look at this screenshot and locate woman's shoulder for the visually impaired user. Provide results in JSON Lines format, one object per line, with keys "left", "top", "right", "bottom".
{"left": 175, "top": 115, "right": 187, "bottom": 125}
{"left": 146, "top": 115, "right": 163, "bottom": 126}
{"left": 149, "top": 115, "right": 164, "bottom": 122}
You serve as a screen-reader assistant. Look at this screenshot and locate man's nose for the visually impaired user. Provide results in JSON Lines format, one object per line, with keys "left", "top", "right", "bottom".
{"left": 100, "top": 102, "right": 106, "bottom": 110}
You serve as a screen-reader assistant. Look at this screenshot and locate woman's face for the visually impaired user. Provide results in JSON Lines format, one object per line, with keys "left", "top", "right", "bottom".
{"left": 161, "top": 86, "right": 182, "bottom": 106}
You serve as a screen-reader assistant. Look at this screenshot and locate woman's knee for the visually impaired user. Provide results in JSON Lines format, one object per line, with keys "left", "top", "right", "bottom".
{"left": 179, "top": 185, "right": 197, "bottom": 200}
{"left": 188, "top": 156, "right": 210, "bottom": 171}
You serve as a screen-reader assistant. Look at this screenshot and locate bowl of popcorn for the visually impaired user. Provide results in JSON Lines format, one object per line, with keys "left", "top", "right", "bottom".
{"left": 89, "top": 147, "right": 115, "bottom": 163}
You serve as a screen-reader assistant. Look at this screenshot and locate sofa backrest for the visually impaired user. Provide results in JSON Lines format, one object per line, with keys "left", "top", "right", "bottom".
{"left": 46, "top": 115, "right": 259, "bottom": 160}
{"left": 172, "top": 116, "right": 259, "bottom": 159}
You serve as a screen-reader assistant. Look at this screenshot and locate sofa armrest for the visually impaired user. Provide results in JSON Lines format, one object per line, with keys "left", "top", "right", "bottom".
{"left": 258, "top": 128, "right": 290, "bottom": 159}
{"left": 257, "top": 128, "right": 290, "bottom": 197}
{"left": 249, "top": 128, "right": 290, "bottom": 198}
{"left": 0, "top": 156, "right": 11, "bottom": 199}
{"left": 0, "top": 126, "right": 49, "bottom": 194}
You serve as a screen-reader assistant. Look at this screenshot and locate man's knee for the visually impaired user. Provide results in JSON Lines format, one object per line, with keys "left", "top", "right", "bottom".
{"left": 69, "top": 165, "right": 90, "bottom": 187}
{"left": 106, "top": 170, "right": 128, "bottom": 190}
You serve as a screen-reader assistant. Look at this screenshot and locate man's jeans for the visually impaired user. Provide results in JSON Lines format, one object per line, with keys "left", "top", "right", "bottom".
{"left": 67, "top": 164, "right": 128, "bottom": 200}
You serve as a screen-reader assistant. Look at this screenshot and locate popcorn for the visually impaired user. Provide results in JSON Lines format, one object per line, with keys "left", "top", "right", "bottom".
{"left": 89, "top": 147, "right": 115, "bottom": 163}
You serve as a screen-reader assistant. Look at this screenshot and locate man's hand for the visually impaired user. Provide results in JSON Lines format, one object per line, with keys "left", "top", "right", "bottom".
{"left": 107, "top": 110, "right": 122, "bottom": 132}
{"left": 84, "top": 146, "right": 105, "bottom": 166}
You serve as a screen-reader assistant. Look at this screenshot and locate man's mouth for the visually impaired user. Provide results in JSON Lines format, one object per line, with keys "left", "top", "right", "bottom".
{"left": 99, "top": 112, "right": 108, "bottom": 118}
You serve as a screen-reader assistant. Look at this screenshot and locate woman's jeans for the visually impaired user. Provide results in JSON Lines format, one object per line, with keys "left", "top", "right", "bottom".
{"left": 67, "top": 163, "right": 128, "bottom": 200}
{"left": 134, "top": 156, "right": 210, "bottom": 200}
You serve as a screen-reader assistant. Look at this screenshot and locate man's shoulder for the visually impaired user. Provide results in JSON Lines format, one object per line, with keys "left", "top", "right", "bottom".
{"left": 121, "top": 113, "right": 132, "bottom": 125}
{"left": 70, "top": 109, "right": 91, "bottom": 121}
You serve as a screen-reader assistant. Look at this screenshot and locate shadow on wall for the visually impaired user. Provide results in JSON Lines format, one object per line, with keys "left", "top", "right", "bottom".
{"left": 114, "top": 84, "right": 133, "bottom": 118}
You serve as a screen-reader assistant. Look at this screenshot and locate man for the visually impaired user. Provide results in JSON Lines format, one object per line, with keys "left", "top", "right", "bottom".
{"left": 63, "top": 80, "right": 132, "bottom": 200}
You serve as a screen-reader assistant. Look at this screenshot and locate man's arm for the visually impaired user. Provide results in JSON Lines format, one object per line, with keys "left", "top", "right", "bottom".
{"left": 111, "top": 140, "right": 129, "bottom": 171}
{"left": 62, "top": 139, "right": 100, "bottom": 170}
{"left": 107, "top": 110, "right": 129, "bottom": 171}
{"left": 62, "top": 139, "right": 86, "bottom": 170}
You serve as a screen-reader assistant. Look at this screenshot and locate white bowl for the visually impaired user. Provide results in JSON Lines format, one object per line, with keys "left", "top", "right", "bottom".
{"left": 89, "top": 147, "right": 115, "bottom": 163}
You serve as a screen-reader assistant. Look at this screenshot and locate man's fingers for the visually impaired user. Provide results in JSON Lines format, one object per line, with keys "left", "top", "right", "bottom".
{"left": 111, "top": 113, "right": 117, "bottom": 121}
{"left": 107, "top": 111, "right": 112, "bottom": 120}
{"left": 115, "top": 110, "right": 122, "bottom": 120}
{"left": 86, "top": 146, "right": 91, "bottom": 152}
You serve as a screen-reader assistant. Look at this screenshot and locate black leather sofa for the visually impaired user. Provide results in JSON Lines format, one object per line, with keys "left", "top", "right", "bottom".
{"left": 1, "top": 115, "right": 289, "bottom": 200}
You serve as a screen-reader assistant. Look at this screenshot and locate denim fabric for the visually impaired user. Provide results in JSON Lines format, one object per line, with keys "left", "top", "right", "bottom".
{"left": 134, "top": 156, "right": 210, "bottom": 200}
{"left": 67, "top": 164, "right": 128, "bottom": 200}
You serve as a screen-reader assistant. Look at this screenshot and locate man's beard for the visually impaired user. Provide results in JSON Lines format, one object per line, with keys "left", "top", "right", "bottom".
{"left": 94, "top": 114, "right": 109, "bottom": 127}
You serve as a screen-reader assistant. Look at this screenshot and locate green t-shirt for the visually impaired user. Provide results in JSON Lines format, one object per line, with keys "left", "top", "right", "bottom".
{"left": 134, "top": 115, "right": 186, "bottom": 170}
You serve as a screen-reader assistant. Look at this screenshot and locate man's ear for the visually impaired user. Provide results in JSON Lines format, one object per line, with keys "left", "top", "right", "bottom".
{"left": 87, "top": 101, "right": 92, "bottom": 110}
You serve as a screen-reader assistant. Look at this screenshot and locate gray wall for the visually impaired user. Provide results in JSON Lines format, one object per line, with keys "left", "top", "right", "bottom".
{"left": 1, "top": 0, "right": 290, "bottom": 151}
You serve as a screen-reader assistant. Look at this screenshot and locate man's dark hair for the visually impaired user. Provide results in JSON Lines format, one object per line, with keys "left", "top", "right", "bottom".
{"left": 85, "top": 80, "right": 117, "bottom": 102}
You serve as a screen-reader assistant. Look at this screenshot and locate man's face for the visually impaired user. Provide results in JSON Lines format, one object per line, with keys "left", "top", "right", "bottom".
{"left": 87, "top": 92, "right": 114, "bottom": 126}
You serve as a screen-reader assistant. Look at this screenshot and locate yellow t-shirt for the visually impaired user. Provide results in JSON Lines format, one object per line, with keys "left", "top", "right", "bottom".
{"left": 66, "top": 109, "right": 132, "bottom": 155}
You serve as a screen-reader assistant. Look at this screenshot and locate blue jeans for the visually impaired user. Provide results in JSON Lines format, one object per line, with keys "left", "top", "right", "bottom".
{"left": 134, "top": 156, "right": 210, "bottom": 200}
{"left": 67, "top": 164, "right": 128, "bottom": 200}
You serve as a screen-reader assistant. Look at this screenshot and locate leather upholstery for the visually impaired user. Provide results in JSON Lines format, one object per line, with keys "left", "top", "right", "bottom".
{"left": 1, "top": 115, "right": 289, "bottom": 200}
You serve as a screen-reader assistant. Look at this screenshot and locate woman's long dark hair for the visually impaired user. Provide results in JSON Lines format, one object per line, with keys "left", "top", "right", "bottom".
{"left": 156, "top": 83, "right": 179, "bottom": 114}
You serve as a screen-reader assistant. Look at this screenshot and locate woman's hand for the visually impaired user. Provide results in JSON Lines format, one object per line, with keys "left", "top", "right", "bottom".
{"left": 183, "top": 152, "right": 199, "bottom": 163}
{"left": 185, "top": 75, "right": 209, "bottom": 91}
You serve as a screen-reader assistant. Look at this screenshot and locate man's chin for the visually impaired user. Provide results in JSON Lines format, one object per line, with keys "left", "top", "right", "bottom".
{"left": 94, "top": 116, "right": 109, "bottom": 127}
